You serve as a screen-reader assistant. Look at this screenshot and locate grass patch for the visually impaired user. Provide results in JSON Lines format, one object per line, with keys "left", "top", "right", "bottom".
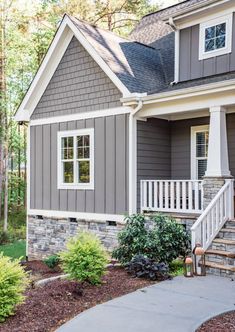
{"left": 0, "top": 240, "right": 26, "bottom": 259}
{"left": 169, "top": 258, "right": 184, "bottom": 276}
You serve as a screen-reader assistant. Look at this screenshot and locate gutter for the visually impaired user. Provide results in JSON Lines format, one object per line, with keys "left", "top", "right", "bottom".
{"left": 128, "top": 97, "right": 144, "bottom": 215}
{"left": 121, "top": 77, "right": 235, "bottom": 105}
{"left": 168, "top": 17, "right": 179, "bottom": 85}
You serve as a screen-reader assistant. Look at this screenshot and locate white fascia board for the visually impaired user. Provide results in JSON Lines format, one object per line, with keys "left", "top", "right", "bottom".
{"left": 15, "top": 21, "right": 73, "bottom": 122}
{"left": 15, "top": 15, "right": 132, "bottom": 122}
{"left": 28, "top": 209, "right": 126, "bottom": 224}
{"left": 165, "top": 0, "right": 230, "bottom": 27}
{"left": 175, "top": 2, "right": 235, "bottom": 30}
{"left": 29, "top": 106, "right": 131, "bottom": 126}
{"left": 122, "top": 78, "right": 235, "bottom": 106}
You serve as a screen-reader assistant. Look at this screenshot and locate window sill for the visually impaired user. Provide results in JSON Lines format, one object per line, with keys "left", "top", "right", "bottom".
{"left": 58, "top": 183, "right": 94, "bottom": 190}
{"left": 199, "top": 47, "right": 232, "bottom": 60}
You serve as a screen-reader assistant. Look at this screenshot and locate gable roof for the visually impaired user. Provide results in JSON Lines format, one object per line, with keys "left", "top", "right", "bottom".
{"left": 70, "top": 16, "right": 167, "bottom": 94}
{"left": 15, "top": 14, "right": 167, "bottom": 121}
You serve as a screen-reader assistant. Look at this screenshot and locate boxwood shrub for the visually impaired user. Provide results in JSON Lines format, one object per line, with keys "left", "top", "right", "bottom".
{"left": 59, "top": 232, "right": 108, "bottom": 285}
{"left": 112, "top": 214, "right": 190, "bottom": 265}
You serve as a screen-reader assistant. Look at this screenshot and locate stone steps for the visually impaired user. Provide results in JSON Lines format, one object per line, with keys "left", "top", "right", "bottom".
{"left": 205, "top": 220, "right": 235, "bottom": 278}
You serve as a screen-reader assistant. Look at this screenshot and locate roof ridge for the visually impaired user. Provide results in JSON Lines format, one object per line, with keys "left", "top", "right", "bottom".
{"left": 142, "top": 0, "right": 189, "bottom": 19}
{"left": 68, "top": 14, "right": 131, "bottom": 42}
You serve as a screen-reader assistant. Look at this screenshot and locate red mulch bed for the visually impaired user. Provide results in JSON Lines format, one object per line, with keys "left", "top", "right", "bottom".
{"left": 0, "top": 266, "right": 156, "bottom": 332}
{"left": 22, "top": 260, "right": 62, "bottom": 279}
{"left": 197, "top": 311, "right": 235, "bottom": 332}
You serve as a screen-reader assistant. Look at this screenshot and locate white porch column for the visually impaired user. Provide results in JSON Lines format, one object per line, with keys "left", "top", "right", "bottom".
{"left": 205, "top": 106, "right": 230, "bottom": 177}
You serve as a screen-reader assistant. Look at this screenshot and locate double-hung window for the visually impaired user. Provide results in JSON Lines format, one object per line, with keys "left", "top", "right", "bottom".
{"left": 199, "top": 14, "right": 233, "bottom": 60}
{"left": 191, "top": 125, "right": 209, "bottom": 180}
{"left": 58, "top": 128, "right": 94, "bottom": 189}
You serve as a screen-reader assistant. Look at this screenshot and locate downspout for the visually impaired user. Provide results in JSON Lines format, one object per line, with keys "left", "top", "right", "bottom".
{"left": 168, "top": 17, "right": 179, "bottom": 85}
{"left": 129, "top": 98, "right": 143, "bottom": 215}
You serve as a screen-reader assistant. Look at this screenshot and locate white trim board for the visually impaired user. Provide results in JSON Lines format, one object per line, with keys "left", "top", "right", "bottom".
{"left": 57, "top": 128, "right": 94, "bottom": 190}
{"left": 170, "top": 1, "right": 235, "bottom": 30}
{"left": 199, "top": 13, "right": 233, "bottom": 60}
{"left": 15, "top": 15, "right": 131, "bottom": 122}
{"left": 191, "top": 125, "right": 209, "bottom": 180}
{"left": 29, "top": 107, "right": 131, "bottom": 126}
{"left": 28, "top": 209, "right": 126, "bottom": 224}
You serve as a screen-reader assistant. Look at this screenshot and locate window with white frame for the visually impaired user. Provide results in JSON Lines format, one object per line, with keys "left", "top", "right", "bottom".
{"left": 199, "top": 14, "right": 233, "bottom": 60}
{"left": 57, "top": 129, "right": 94, "bottom": 189}
{"left": 191, "top": 125, "right": 209, "bottom": 180}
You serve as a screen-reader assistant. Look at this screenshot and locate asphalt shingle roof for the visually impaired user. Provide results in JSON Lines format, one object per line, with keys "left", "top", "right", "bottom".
{"left": 70, "top": 16, "right": 167, "bottom": 93}
{"left": 69, "top": 0, "right": 235, "bottom": 96}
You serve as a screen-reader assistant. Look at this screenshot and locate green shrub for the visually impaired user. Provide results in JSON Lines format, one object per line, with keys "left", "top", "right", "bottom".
{"left": 112, "top": 214, "right": 190, "bottom": 265}
{"left": 0, "top": 253, "right": 29, "bottom": 322}
{"left": 43, "top": 255, "right": 60, "bottom": 269}
{"left": 59, "top": 232, "right": 108, "bottom": 285}
{"left": 0, "top": 231, "right": 10, "bottom": 245}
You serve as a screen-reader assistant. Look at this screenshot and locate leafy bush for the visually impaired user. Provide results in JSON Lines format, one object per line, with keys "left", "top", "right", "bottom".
{"left": 112, "top": 214, "right": 190, "bottom": 265}
{"left": 0, "top": 253, "right": 29, "bottom": 322}
{"left": 126, "top": 255, "right": 169, "bottom": 281}
{"left": 59, "top": 232, "right": 108, "bottom": 285}
{"left": 43, "top": 255, "right": 60, "bottom": 269}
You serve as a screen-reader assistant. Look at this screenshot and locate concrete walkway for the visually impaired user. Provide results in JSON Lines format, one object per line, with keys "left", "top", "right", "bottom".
{"left": 57, "top": 275, "right": 235, "bottom": 332}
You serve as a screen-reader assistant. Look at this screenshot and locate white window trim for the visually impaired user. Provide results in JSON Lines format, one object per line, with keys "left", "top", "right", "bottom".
{"left": 191, "top": 125, "right": 209, "bottom": 180}
{"left": 57, "top": 128, "right": 94, "bottom": 190}
{"left": 199, "top": 13, "right": 233, "bottom": 60}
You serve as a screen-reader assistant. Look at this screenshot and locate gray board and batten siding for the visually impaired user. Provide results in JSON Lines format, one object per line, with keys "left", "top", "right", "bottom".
{"left": 136, "top": 114, "right": 235, "bottom": 210}
{"left": 179, "top": 12, "right": 235, "bottom": 82}
{"left": 137, "top": 118, "right": 171, "bottom": 210}
{"left": 31, "top": 36, "right": 122, "bottom": 120}
{"left": 30, "top": 34, "right": 129, "bottom": 215}
{"left": 30, "top": 114, "right": 129, "bottom": 215}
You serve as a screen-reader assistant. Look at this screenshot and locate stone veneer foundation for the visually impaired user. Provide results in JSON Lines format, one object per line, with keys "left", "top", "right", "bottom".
{"left": 28, "top": 215, "right": 125, "bottom": 260}
{"left": 203, "top": 177, "right": 227, "bottom": 209}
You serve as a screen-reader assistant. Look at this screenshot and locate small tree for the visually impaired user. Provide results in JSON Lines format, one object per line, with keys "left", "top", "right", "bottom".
{"left": 59, "top": 232, "right": 108, "bottom": 285}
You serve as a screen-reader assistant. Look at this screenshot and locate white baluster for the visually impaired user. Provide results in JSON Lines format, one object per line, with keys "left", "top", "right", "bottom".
{"left": 170, "top": 182, "right": 174, "bottom": 209}
{"left": 153, "top": 181, "right": 157, "bottom": 210}
{"left": 188, "top": 181, "right": 193, "bottom": 212}
{"left": 165, "top": 181, "right": 169, "bottom": 209}
{"left": 176, "top": 181, "right": 180, "bottom": 210}
{"left": 149, "top": 181, "right": 153, "bottom": 209}
{"left": 143, "top": 181, "right": 147, "bottom": 210}
{"left": 194, "top": 181, "right": 199, "bottom": 212}
{"left": 159, "top": 181, "right": 163, "bottom": 209}
{"left": 182, "top": 181, "right": 186, "bottom": 211}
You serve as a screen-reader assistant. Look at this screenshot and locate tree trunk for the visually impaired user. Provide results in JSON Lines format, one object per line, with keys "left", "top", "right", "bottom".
{"left": 0, "top": 2, "right": 5, "bottom": 221}
{"left": 3, "top": 142, "right": 8, "bottom": 232}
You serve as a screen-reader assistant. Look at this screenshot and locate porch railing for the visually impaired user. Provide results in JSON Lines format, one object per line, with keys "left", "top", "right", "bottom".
{"left": 140, "top": 180, "right": 203, "bottom": 214}
{"left": 191, "top": 179, "right": 234, "bottom": 251}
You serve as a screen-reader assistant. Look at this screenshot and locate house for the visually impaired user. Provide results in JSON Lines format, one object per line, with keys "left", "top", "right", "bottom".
{"left": 15, "top": 0, "right": 235, "bottom": 276}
